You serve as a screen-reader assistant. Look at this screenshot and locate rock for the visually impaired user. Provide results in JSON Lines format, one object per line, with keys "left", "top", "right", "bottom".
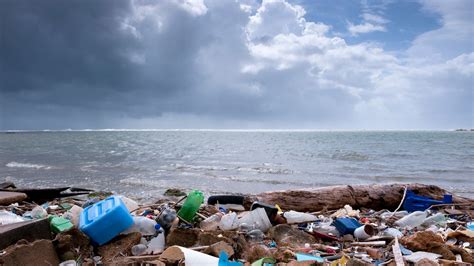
{"left": 0, "top": 239, "right": 60, "bottom": 266}
{"left": 400, "top": 231, "right": 444, "bottom": 251}
{"left": 163, "top": 188, "right": 186, "bottom": 197}
{"left": 97, "top": 232, "right": 141, "bottom": 262}
{"left": 54, "top": 228, "right": 93, "bottom": 261}
{"left": 414, "top": 258, "right": 440, "bottom": 266}
{"left": 255, "top": 183, "right": 473, "bottom": 212}
{"left": 0, "top": 191, "right": 27, "bottom": 205}
{"left": 268, "top": 225, "right": 316, "bottom": 247}
{"left": 0, "top": 218, "right": 51, "bottom": 250}
{"left": 166, "top": 228, "right": 200, "bottom": 247}
{"left": 203, "top": 241, "right": 234, "bottom": 257}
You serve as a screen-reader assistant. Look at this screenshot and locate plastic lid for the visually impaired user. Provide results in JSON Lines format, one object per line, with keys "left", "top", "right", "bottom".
{"left": 155, "top": 223, "right": 161, "bottom": 231}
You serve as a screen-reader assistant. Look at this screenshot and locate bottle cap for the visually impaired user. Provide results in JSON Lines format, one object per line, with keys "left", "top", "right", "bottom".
{"left": 155, "top": 223, "right": 161, "bottom": 231}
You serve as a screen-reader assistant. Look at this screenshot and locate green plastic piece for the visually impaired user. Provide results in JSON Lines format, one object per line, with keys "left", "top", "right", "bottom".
{"left": 177, "top": 190, "right": 204, "bottom": 223}
{"left": 49, "top": 215, "right": 74, "bottom": 233}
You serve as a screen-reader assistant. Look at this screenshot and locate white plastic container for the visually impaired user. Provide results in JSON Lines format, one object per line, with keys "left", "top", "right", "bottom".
{"left": 62, "top": 205, "right": 83, "bottom": 227}
{"left": 122, "top": 216, "right": 157, "bottom": 236}
{"left": 147, "top": 227, "right": 165, "bottom": 254}
{"left": 394, "top": 211, "right": 427, "bottom": 229}
{"left": 353, "top": 224, "right": 375, "bottom": 240}
{"left": 237, "top": 208, "right": 272, "bottom": 232}
{"left": 219, "top": 212, "right": 239, "bottom": 231}
{"left": 200, "top": 212, "right": 223, "bottom": 231}
{"left": 284, "top": 211, "right": 318, "bottom": 224}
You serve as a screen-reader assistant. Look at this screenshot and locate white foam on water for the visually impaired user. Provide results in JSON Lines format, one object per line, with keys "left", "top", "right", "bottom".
{"left": 6, "top": 161, "right": 53, "bottom": 170}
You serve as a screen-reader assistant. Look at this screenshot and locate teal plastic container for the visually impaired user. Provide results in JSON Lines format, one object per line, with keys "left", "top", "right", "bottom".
{"left": 79, "top": 196, "right": 133, "bottom": 245}
{"left": 177, "top": 190, "right": 204, "bottom": 223}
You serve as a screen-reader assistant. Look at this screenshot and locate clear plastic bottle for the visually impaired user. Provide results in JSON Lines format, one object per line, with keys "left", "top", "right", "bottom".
{"left": 246, "top": 229, "right": 265, "bottom": 242}
{"left": 131, "top": 244, "right": 147, "bottom": 256}
{"left": 157, "top": 206, "right": 177, "bottom": 233}
{"left": 200, "top": 212, "right": 223, "bottom": 231}
{"left": 422, "top": 212, "right": 447, "bottom": 227}
{"left": 122, "top": 216, "right": 157, "bottom": 236}
{"left": 31, "top": 205, "right": 48, "bottom": 219}
{"left": 219, "top": 212, "right": 239, "bottom": 230}
{"left": 394, "top": 211, "right": 427, "bottom": 229}
{"left": 147, "top": 224, "right": 165, "bottom": 254}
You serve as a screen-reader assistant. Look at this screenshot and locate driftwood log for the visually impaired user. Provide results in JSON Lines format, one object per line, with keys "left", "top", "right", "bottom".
{"left": 245, "top": 183, "right": 474, "bottom": 212}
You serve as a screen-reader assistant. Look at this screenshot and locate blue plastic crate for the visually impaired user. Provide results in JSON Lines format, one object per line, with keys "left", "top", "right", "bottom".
{"left": 403, "top": 190, "right": 452, "bottom": 212}
{"left": 79, "top": 196, "right": 133, "bottom": 245}
{"left": 334, "top": 217, "right": 361, "bottom": 235}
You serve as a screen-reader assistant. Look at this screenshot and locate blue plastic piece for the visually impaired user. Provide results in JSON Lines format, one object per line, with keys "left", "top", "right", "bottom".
{"left": 296, "top": 253, "right": 324, "bottom": 263}
{"left": 218, "top": 251, "right": 243, "bottom": 266}
{"left": 79, "top": 196, "right": 133, "bottom": 245}
{"left": 334, "top": 217, "right": 361, "bottom": 235}
{"left": 403, "top": 190, "right": 452, "bottom": 212}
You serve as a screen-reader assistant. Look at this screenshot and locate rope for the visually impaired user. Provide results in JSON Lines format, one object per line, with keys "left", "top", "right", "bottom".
{"left": 390, "top": 185, "right": 407, "bottom": 217}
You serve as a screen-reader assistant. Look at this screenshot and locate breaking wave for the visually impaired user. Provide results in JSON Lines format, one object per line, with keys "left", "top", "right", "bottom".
{"left": 6, "top": 161, "right": 53, "bottom": 170}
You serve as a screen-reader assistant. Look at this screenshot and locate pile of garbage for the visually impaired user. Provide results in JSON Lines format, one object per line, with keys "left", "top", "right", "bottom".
{"left": 0, "top": 183, "right": 473, "bottom": 265}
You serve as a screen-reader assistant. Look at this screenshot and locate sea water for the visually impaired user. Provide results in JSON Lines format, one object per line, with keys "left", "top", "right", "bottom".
{"left": 0, "top": 130, "right": 473, "bottom": 198}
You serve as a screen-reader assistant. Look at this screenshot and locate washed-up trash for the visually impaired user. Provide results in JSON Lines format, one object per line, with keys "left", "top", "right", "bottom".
{"left": 220, "top": 212, "right": 239, "bottom": 230}
{"left": 283, "top": 210, "right": 318, "bottom": 224}
{"left": 31, "top": 205, "right": 48, "bottom": 219}
{"left": 218, "top": 251, "right": 243, "bottom": 266}
{"left": 238, "top": 207, "right": 272, "bottom": 232}
{"left": 383, "top": 227, "right": 403, "bottom": 238}
{"left": 119, "top": 196, "right": 139, "bottom": 213}
{"left": 404, "top": 251, "right": 442, "bottom": 263}
{"left": 131, "top": 243, "right": 147, "bottom": 256}
{"left": 58, "top": 260, "right": 77, "bottom": 266}
{"left": 122, "top": 216, "right": 157, "bottom": 236}
{"left": 334, "top": 217, "right": 361, "bottom": 235}
{"left": 49, "top": 215, "right": 74, "bottom": 233}
{"left": 331, "top": 205, "right": 360, "bottom": 218}
{"left": 353, "top": 224, "right": 375, "bottom": 240}
{"left": 0, "top": 210, "right": 25, "bottom": 225}
{"left": 201, "top": 212, "right": 224, "bottom": 231}
{"left": 403, "top": 190, "right": 452, "bottom": 212}
{"left": 422, "top": 212, "right": 447, "bottom": 227}
{"left": 146, "top": 224, "right": 165, "bottom": 254}
{"left": 61, "top": 205, "right": 83, "bottom": 227}
{"left": 251, "top": 257, "right": 276, "bottom": 266}
{"left": 156, "top": 204, "right": 177, "bottom": 233}
{"left": 79, "top": 196, "right": 133, "bottom": 245}
{"left": 296, "top": 252, "right": 324, "bottom": 262}
{"left": 160, "top": 246, "right": 219, "bottom": 265}
{"left": 394, "top": 210, "right": 427, "bottom": 228}
{"left": 251, "top": 201, "right": 278, "bottom": 224}
{"left": 177, "top": 190, "right": 204, "bottom": 223}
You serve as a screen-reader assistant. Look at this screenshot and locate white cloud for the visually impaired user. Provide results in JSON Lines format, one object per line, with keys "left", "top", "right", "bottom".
{"left": 347, "top": 22, "right": 386, "bottom": 36}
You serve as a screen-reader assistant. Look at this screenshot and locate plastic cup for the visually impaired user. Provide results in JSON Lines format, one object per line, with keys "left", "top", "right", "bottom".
{"left": 353, "top": 224, "right": 375, "bottom": 240}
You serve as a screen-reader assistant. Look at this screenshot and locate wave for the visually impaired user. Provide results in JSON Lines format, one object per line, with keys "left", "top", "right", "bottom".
{"left": 6, "top": 161, "right": 52, "bottom": 170}
{"left": 331, "top": 151, "right": 369, "bottom": 161}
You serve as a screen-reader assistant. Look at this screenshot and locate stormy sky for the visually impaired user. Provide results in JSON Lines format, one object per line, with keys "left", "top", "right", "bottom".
{"left": 0, "top": 0, "right": 472, "bottom": 130}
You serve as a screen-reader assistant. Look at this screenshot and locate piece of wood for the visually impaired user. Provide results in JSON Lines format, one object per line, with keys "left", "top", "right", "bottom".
{"left": 0, "top": 191, "right": 27, "bottom": 205}
{"left": 253, "top": 183, "right": 474, "bottom": 212}
{"left": 392, "top": 237, "right": 404, "bottom": 266}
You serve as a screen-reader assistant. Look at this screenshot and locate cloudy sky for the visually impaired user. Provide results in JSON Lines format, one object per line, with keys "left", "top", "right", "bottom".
{"left": 0, "top": 0, "right": 472, "bottom": 130}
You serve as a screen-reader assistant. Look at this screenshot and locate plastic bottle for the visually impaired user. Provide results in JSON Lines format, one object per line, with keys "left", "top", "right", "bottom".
{"left": 62, "top": 205, "right": 83, "bottom": 227}
{"left": 237, "top": 208, "right": 272, "bottom": 232}
{"left": 131, "top": 244, "right": 147, "bottom": 256}
{"left": 146, "top": 224, "right": 165, "bottom": 254}
{"left": 0, "top": 210, "right": 25, "bottom": 225}
{"left": 394, "top": 211, "right": 427, "bottom": 229}
{"left": 200, "top": 212, "right": 223, "bottom": 231}
{"left": 31, "top": 205, "right": 48, "bottom": 219}
{"left": 283, "top": 210, "right": 318, "bottom": 224}
{"left": 156, "top": 206, "right": 177, "bottom": 234}
{"left": 246, "top": 229, "right": 265, "bottom": 242}
{"left": 422, "top": 213, "right": 447, "bottom": 227}
{"left": 238, "top": 222, "right": 256, "bottom": 233}
{"left": 177, "top": 190, "right": 204, "bottom": 223}
{"left": 122, "top": 216, "right": 157, "bottom": 236}
{"left": 219, "top": 212, "right": 239, "bottom": 230}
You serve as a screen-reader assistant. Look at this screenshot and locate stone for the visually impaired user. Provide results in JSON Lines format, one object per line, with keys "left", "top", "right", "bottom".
{"left": 54, "top": 228, "right": 93, "bottom": 262}
{"left": 204, "top": 241, "right": 234, "bottom": 257}
{"left": 414, "top": 258, "right": 440, "bottom": 266}
{"left": 268, "top": 224, "right": 316, "bottom": 247}
{"left": 97, "top": 232, "right": 141, "bottom": 262}
{"left": 0, "top": 218, "right": 51, "bottom": 250}
{"left": 0, "top": 239, "right": 60, "bottom": 266}
{"left": 163, "top": 188, "right": 186, "bottom": 197}
{"left": 0, "top": 191, "right": 27, "bottom": 205}
{"left": 166, "top": 228, "right": 200, "bottom": 247}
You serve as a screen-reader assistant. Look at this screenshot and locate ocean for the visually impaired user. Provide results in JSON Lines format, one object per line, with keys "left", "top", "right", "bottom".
{"left": 1, "top": 130, "right": 473, "bottom": 199}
